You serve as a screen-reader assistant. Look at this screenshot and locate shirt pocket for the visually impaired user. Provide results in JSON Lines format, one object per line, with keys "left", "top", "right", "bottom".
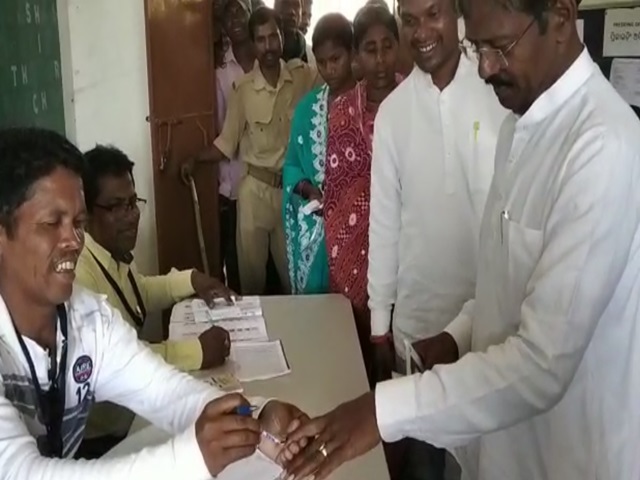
{"left": 246, "top": 100, "right": 276, "bottom": 153}
{"left": 469, "top": 120, "right": 496, "bottom": 195}
{"left": 504, "top": 217, "right": 544, "bottom": 302}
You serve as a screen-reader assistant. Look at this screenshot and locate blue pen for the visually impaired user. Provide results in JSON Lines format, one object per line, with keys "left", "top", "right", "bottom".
{"left": 235, "top": 404, "right": 258, "bottom": 416}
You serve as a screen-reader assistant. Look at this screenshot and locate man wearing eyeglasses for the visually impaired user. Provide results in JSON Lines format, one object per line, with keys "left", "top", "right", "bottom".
{"left": 75, "top": 145, "right": 234, "bottom": 458}
{"left": 278, "top": 0, "right": 640, "bottom": 479}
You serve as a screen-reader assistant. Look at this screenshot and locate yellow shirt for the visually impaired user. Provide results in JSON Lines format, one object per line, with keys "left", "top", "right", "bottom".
{"left": 214, "top": 58, "right": 317, "bottom": 171}
{"left": 76, "top": 234, "right": 203, "bottom": 438}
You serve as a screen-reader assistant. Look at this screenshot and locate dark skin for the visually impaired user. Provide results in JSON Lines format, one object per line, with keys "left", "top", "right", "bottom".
{"left": 275, "top": 0, "right": 302, "bottom": 49}
{"left": 0, "top": 168, "right": 86, "bottom": 350}
{"left": 300, "top": 0, "right": 312, "bottom": 35}
{"left": 357, "top": 23, "right": 400, "bottom": 106}
{"left": 88, "top": 173, "right": 234, "bottom": 369}
{"left": 279, "top": 1, "right": 584, "bottom": 478}
{"left": 223, "top": 0, "right": 255, "bottom": 73}
{"left": 294, "top": 40, "right": 356, "bottom": 207}
{"left": 180, "top": 18, "right": 285, "bottom": 179}
{"left": 398, "top": 0, "right": 462, "bottom": 90}
{"left": 463, "top": 0, "right": 583, "bottom": 115}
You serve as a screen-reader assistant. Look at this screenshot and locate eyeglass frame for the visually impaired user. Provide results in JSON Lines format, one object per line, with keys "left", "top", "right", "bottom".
{"left": 464, "top": 18, "right": 536, "bottom": 68}
{"left": 93, "top": 196, "right": 147, "bottom": 215}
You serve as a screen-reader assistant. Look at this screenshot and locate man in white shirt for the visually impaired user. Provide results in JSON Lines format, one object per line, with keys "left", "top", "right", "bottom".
{"left": 279, "top": 0, "right": 640, "bottom": 479}
{"left": 0, "top": 127, "right": 304, "bottom": 477}
{"left": 368, "top": 0, "right": 505, "bottom": 476}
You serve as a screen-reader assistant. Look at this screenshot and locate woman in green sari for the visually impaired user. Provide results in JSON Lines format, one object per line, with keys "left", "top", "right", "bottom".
{"left": 283, "top": 13, "right": 356, "bottom": 294}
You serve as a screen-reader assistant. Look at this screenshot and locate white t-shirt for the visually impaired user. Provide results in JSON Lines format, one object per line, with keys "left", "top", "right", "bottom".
{"left": 0, "top": 285, "right": 264, "bottom": 478}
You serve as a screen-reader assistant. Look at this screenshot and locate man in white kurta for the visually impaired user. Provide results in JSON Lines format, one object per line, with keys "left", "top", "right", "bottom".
{"left": 279, "top": 1, "right": 640, "bottom": 479}
{"left": 368, "top": 50, "right": 506, "bottom": 362}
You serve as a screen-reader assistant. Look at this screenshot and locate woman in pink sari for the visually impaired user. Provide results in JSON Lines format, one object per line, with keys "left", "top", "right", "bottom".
{"left": 324, "top": 4, "right": 402, "bottom": 382}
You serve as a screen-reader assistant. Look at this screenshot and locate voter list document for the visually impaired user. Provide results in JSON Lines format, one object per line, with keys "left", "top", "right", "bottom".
{"left": 169, "top": 297, "right": 269, "bottom": 343}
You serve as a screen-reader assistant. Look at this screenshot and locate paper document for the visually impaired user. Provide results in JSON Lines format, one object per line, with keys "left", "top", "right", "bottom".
{"left": 610, "top": 58, "right": 640, "bottom": 108}
{"left": 230, "top": 340, "right": 291, "bottom": 382}
{"left": 169, "top": 298, "right": 269, "bottom": 343}
{"left": 191, "top": 297, "right": 262, "bottom": 323}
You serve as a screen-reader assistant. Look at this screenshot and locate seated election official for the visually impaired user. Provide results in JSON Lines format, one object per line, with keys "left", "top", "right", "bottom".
{"left": 0, "top": 127, "right": 306, "bottom": 477}
{"left": 75, "top": 144, "right": 235, "bottom": 457}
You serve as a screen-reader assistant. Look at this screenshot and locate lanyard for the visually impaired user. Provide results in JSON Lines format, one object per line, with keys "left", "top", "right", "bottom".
{"left": 13, "top": 304, "right": 68, "bottom": 458}
{"left": 89, "top": 251, "right": 147, "bottom": 329}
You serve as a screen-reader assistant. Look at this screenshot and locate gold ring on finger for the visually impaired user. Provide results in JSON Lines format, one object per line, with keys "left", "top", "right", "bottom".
{"left": 319, "top": 443, "right": 328, "bottom": 458}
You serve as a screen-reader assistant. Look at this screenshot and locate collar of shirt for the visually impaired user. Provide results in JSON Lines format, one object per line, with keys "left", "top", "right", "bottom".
{"left": 250, "top": 59, "right": 293, "bottom": 91}
{"left": 412, "top": 49, "right": 476, "bottom": 91}
{"left": 223, "top": 46, "right": 240, "bottom": 68}
{"left": 517, "top": 47, "right": 594, "bottom": 127}
{"left": 84, "top": 233, "right": 133, "bottom": 271}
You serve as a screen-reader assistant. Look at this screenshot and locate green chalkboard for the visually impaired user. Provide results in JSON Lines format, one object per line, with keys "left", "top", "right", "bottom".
{"left": 0, "top": 0, "right": 65, "bottom": 133}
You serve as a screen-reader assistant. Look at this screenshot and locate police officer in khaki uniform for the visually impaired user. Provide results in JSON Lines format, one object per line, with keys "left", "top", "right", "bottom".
{"left": 186, "top": 6, "right": 316, "bottom": 295}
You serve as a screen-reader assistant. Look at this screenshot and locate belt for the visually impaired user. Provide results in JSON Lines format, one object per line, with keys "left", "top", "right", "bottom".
{"left": 247, "top": 164, "right": 282, "bottom": 189}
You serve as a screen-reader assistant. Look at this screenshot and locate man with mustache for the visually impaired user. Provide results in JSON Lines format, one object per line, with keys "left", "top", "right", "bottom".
{"left": 367, "top": 0, "right": 506, "bottom": 477}
{"left": 75, "top": 145, "right": 234, "bottom": 458}
{"left": 0, "top": 127, "right": 306, "bottom": 475}
{"left": 279, "top": 0, "right": 640, "bottom": 479}
{"left": 185, "top": 7, "right": 317, "bottom": 296}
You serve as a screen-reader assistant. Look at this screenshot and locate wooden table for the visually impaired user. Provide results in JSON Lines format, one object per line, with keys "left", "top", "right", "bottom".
{"left": 107, "top": 295, "right": 390, "bottom": 480}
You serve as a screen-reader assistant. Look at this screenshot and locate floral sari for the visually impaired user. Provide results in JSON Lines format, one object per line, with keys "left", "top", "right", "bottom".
{"left": 324, "top": 81, "right": 382, "bottom": 372}
{"left": 283, "top": 85, "right": 330, "bottom": 294}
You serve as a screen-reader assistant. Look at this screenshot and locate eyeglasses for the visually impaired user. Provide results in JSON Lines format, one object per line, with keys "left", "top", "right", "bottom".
{"left": 94, "top": 197, "right": 147, "bottom": 216}
{"left": 465, "top": 18, "right": 535, "bottom": 68}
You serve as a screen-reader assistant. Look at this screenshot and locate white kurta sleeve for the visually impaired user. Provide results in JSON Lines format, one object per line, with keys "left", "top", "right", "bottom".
{"left": 375, "top": 134, "right": 640, "bottom": 447}
{"left": 368, "top": 111, "right": 401, "bottom": 336}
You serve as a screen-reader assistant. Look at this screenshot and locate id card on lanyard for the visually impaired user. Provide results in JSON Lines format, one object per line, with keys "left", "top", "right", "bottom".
{"left": 89, "top": 251, "right": 147, "bottom": 329}
{"left": 13, "top": 304, "right": 68, "bottom": 458}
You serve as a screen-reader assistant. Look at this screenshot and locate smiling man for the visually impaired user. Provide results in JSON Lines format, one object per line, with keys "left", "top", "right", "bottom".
{"left": 0, "top": 127, "right": 306, "bottom": 476}
{"left": 367, "top": 0, "right": 506, "bottom": 476}
{"left": 279, "top": 0, "right": 640, "bottom": 479}
{"left": 76, "top": 145, "right": 234, "bottom": 457}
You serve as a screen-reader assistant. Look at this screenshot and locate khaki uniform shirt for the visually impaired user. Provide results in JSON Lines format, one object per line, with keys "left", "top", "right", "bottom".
{"left": 214, "top": 58, "right": 317, "bottom": 172}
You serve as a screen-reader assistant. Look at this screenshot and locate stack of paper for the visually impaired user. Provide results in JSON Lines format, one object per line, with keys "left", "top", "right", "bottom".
{"left": 230, "top": 340, "right": 291, "bottom": 382}
{"left": 169, "top": 296, "right": 269, "bottom": 343}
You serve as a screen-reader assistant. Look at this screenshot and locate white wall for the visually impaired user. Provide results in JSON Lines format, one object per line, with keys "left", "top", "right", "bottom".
{"left": 57, "top": 0, "right": 158, "bottom": 277}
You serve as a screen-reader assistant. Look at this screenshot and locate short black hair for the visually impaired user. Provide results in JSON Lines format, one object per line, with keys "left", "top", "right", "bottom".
{"left": 353, "top": 4, "right": 399, "bottom": 50}
{"left": 83, "top": 145, "right": 135, "bottom": 213}
{"left": 458, "top": 0, "right": 580, "bottom": 30}
{"left": 0, "top": 127, "right": 85, "bottom": 235}
{"left": 312, "top": 13, "right": 354, "bottom": 54}
{"left": 248, "top": 6, "right": 283, "bottom": 42}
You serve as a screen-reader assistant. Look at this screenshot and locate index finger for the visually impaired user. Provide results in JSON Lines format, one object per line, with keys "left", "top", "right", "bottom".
{"left": 285, "top": 416, "right": 326, "bottom": 444}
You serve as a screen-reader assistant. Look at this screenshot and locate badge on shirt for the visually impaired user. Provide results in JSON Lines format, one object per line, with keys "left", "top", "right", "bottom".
{"left": 72, "top": 355, "right": 93, "bottom": 384}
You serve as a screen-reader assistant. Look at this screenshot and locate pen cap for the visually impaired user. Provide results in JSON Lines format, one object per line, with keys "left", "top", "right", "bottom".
{"left": 236, "top": 404, "right": 254, "bottom": 416}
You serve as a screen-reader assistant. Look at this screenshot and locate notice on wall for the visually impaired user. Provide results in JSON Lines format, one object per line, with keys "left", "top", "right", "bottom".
{"left": 609, "top": 58, "right": 640, "bottom": 107}
{"left": 604, "top": 8, "right": 640, "bottom": 57}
